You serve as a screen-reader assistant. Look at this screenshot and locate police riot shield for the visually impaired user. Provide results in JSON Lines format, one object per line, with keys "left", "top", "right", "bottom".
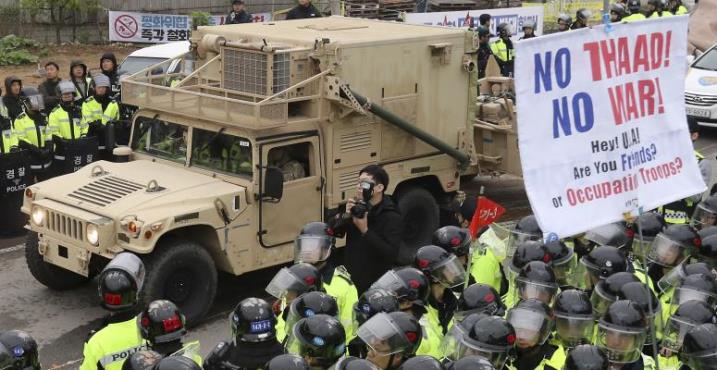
{"left": 52, "top": 136, "right": 99, "bottom": 176}
{"left": 0, "top": 150, "right": 32, "bottom": 234}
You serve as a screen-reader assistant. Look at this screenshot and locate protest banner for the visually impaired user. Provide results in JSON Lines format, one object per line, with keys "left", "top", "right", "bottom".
{"left": 515, "top": 16, "right": 705, "bottom": 237}
{"left": 405, "top": 7, "right": 544, "bottom": 38}
{"left": 109, "top": 11, "right": 272, "bottom": 43}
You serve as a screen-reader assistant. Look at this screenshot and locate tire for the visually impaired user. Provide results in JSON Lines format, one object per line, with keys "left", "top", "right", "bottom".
{"left": 25, "top": 231, "right": 89, "bottom": 290}
{"left": 141, "top": 237, "right": 217, "bottom": 327}
{"left": 395, "top": 187, "right": 440, "bottom": 265}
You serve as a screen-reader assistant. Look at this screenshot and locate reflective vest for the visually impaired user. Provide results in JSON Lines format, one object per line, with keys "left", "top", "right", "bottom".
{"left": 658, "top": 151, "right": 704, "bottom": 224}
{"left": 276, "top": 313, "right": 287, "bottom": 343}
{"left": 323, "top": 266, "right": 359, "bottom": 340}
{"left": 166, "top": 340, "right": 203, "bottom": 367}
{"left": 542, "top": 344, "right": 567, "bottom": 370}
{"left": 0, "top": 103, "right": 8, "bottom": 119}
{"left": 416, "top": 315, "right": 443, "bottom": 358}
{"left": 12, "top": 113, "right": 48, "bottom": 148}
{"left": 1, "top": 129, "right": 19, "bottom": 154}
{"left": 623, "top": 13, "right": 647, "bottom": 22}
{"left": 79, "top": 317, "right": 147, "bottom": 370}
{"left": 658, "top": 353, "right": 682, "bottom": 370}
{"left": 471, "top": 240, "right": 508, "bottom": 296}
{"left": 674, "top": 5, "right": 688, "bottom": 14}
{"left": 48, "top": 105, "right": 86, "bottom": 140}
{"left": 649, "top": 11, "right": 673, "bottom": 17}
{"left": 490, "top": 39, "right": 515, "bottom": 63}
{"left": 81, "top": 97, "right": 120, "bottom": 125}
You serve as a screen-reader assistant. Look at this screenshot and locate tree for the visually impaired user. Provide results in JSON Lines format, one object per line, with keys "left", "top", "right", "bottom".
{"left": 21, "top": 0, "right": 100, "bottom": 44}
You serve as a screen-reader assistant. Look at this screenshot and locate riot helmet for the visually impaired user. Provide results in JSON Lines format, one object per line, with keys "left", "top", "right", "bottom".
{"left": 98, "top": 252, "right": 145, "bottom": 312}
{"left": 19, "top": 87, "right": 44, "bottom": 114}
{"left": 371, "top": 267, "right": 429, "bottom": 308}
{"left": 627, "top": 0, "right": 641, "bottom": 13}
{"left": 591, "top": 272, "right": 640, "bottom": 317}
{"left": 497, "top": 23, "right": 512, "bottom": 38}
{"left": 553, "top": 289, "right": 595, "bottom": 348}
{"left": 395, "top": 355, "right": 443, "bottom": 370}
{"left": 557, "top": 13, "right": 573, "bottom": 31}
{"left": 670, "top": 273, "right": 717, "bottom": 311}
{"left": 507, "top": 299, "right": 554, "bottom": 349}
{"left": 563, "top": 345, "right": 609, "bottom": 370}
{"left": 230, "top": 297, "right": 277, "bottom": 344}
{"left": 153, "top": 356, "right": 201, "bottom": 370}
{"left": 646, "top": 224, "right": 701, "bottom": 268}
{"left": 121, "top": 350, "right": 163, "bottom": 370}
{"left": 294, "top": 222, "right": 335, "bottom": 264}
{"left": 353, "top": 288, "right": 400, "bottom": 327}
{"left": 583, "top": 223, "right": 630, "bottom": 250}
{"left": 662, "top": 300, "right": 717, "bottom": 353}
{"left": 286, "top": 314, "right": 346, "bottom": 367}
{"left": 138, "top": 300, "right": 187, "bottom": 346}
{"left": 446, "top": 356, "right": 495, "bottom": 370}
{"left": 692, "top": 195, "right": 717, "bottom": 230}
{"left": 544, "top": 240, "right": 578, "bottom": 287}
{"left": 506, "top": 215, "right": 542, "bottom": 259}
{"left": 657, "top": 261, "right": 716, "bottom": 293}
{"left": 432, "top": 226, "right": 472, "bottom": 257}
{"left": 508, "top": 240, "right": 551, "bottom": 274}
{"left": 440, "top": 313, "right": 488, "bottom": 362}
{"left": 414, "top": 245, "right": 466, "bottom": 288}
{"left": 580, "top": 246, "right": 628, "bottom": 289}
{"left": 285, "top": 291, "right": 339, "bottom": 339}
{"left": 265, "top": 263, "right": 322, "bottom": 302}
{"left": 631, "top": 212, "right": 666, "bottom": 261}
{"left": 454, "top": 283, "right": 506, "bottom": 321}
{"left": 596, "top": 301, "right": 647, "bottom": 364}
{"left": 610, "top": 3, "right": 627, "bottom": 20}
{"left": 680, "top": 323, "right": 717, "bottom": 370}
{"left": 0, "top": 330, "right": 40, "bottom": 370}
{"left": 698, "top": 232, "right": 717, "bottom": 266}
{"left": 454, "top": 316, "right": 516, "bottom": 368}
{"left": 617, "top": 282, "right": 662, "bottom": 346}
{"left": 358, "top": 311, "right": 422, "bottom": 358}
{"left": 515, "top": 261, "right": 559, "bottom": 304}
{"left": 266, "top": 354, "right": 310, "bottom": 370}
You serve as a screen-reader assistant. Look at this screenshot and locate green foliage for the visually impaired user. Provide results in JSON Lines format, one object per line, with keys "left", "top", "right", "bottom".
{"left": 0, "top": 35, "right": 41, "bottom": 66}
{"left": 191, "top": 11, "right": 212, "bottom": 28}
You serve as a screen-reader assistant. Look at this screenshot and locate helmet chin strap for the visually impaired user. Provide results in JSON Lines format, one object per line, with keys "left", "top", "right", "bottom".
{"left": 385, "top": 354, "right": 398, "bottom": 370}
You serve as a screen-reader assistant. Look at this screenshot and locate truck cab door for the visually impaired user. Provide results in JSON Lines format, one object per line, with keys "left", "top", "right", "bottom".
{"left": 259, "top": 135, "right": 323, "bottom": 247}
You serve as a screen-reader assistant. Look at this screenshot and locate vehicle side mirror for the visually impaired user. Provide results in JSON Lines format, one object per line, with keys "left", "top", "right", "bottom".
{"left": 263, "top": 166, "right": 284, "bottom": 202}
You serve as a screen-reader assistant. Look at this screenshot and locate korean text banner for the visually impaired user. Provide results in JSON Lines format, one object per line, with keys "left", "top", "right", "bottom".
{"left": 404, "top": 7, "right": 543, "bottom": 38}
{"left": 109, "top": 11, "right": 272, "bottom": 43}
{"left": 514, "top": 16, "right": 705, "bottom": 237}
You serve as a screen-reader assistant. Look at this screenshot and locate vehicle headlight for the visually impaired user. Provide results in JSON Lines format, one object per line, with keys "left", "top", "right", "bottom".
{"left": 31, "top": 206, "right": 45, "bottom": 226}
{"left": 86, "top": 224, "right": 100, "bottom": 246}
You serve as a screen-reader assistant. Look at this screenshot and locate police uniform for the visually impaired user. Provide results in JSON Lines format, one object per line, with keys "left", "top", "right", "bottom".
{"left": 48, "top": 104, "right": 85, "bottom": 140}
{"left": 13, "top": 113, "right": 52, "bottom": 173}
{"left": 622, "top": 13, "right": 647, "bottom": 22}
{"left": 621, "top": 354, "right": 657, "bottom": 370}
{"left": 1, "top": 129, "right": 19, "bottom": 154}
{"left": 510, "top": 342, "right": 566, "bottom": 370}
{"left": 415, "top": 315, "right": 443, "bottom": 359}
{"left": 649, "top": 10, "right": 673, "bottom": 17}
{"left": 673, "top": 5, "right": 687, "bottom": 14}
{"left": 658, "top": 151, "right": 705, "bottom": 224}
{"left": 426, "top": 289, "right": 458, "bottom": 336}
{"left": 321, "top": 264, "right": 359, "bottom": 340}
{"left": 473, "top": 229, "right": 509, "bottom": 297}
{"left": 81, "top": 96, "right": 119, "bottom": 126}
{"left": 490, "top": 38, "right": 515, "bottom": 77}
{"left": 79, "top": 314, "right": 147, "bottom": 370}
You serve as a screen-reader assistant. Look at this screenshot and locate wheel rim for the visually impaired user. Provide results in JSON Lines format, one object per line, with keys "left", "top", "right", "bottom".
{"left": 165, "top": 268, "right": 194, "bottom": 303}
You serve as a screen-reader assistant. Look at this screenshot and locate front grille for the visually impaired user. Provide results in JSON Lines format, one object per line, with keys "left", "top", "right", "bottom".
{"left": 68, "top": 176, "right": 144, "bottom": 207}
{"left": 46, "top": 210, "right": 85, "bottom": 242}
{"left": 685, "top": 93, "right": 717, "bottom": 107}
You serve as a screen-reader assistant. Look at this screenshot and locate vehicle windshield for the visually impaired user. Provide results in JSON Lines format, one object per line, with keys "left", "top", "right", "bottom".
{"left": 132, "top": 116, "right": 188, "bottom": 164}
{"left": 192, "top": 127, "right": 253, "bottom": 176}
{"left": 693, "top": 48, "right": 717, "bottom": 71}
{"left": 118, "top": 56, "right": 168, "bottom": 76}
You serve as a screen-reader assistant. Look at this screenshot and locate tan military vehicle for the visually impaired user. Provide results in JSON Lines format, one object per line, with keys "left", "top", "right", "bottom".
{"left": 21, "top": 16, "right": 517, "bottom": 325}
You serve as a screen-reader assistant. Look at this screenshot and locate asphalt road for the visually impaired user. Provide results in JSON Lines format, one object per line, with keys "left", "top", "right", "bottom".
{"left": 2, "top": 129, "right": 717, "bottom": 368}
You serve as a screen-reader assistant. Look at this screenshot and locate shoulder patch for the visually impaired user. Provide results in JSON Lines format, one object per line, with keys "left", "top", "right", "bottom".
{"left": 335, "top": 265, "right": 353, "bottom": 284}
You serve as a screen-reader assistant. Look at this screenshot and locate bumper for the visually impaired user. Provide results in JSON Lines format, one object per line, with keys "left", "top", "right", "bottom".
{"left": 25, "top": 198, "right": 115, "bottom": 276}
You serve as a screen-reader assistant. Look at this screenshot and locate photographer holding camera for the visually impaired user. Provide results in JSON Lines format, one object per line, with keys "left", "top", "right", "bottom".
{"left": 329, "top": 165, "right": 404, "bottom": 294}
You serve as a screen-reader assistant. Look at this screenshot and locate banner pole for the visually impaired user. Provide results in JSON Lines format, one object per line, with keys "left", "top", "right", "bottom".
{"left": 464, "top": 186, "right": 485, "bottom": 290}
{"left": 635, "top": 206, "right": 661, "bottom": 370}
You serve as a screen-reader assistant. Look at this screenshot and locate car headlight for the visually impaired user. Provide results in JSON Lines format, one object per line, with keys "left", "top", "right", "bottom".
{"left": 31, "top": 206, "right": 45, "bottom": 226}
{"left": 86, "top": 224, "right": 99, "bottom": 246}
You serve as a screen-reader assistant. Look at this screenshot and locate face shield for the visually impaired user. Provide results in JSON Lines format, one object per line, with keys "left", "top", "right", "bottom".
{"left": 429, "top": 255, "right": 466, "bottom": 288}
{"left": 506, "top": 230, "right": 541, "bottom": 260}
{"left": 102, "top": 252, "right": 146, "bottom": 292}
{"left": 596, "top": 322, "right": 646, "bottom": 364}
{"left": 507, "top": 308, "right": 552, "bottom": 349}
{"left": 647, "top": 234, "right": 690, "bottom": 268}
{"left": 453, "top": 302, "right": 505, "bottom": 322}
{"left": 294, "top": 235, "right": 333, "bottom": 264}
{"left": 441, "top": 324, "right": 469, "bottom": 361}
{"left": 584, "top": 224, "right": 626, "bottom": 249}
{"left": 692, "top": 204, "right": 717, "bottom": 230}
{"left": 555, "top": 312, "right": 595, "bottom": 348}
{"left": 265, "top": 267, "right": 310, "bottom": 300}
{"left": 370, "top": 271, "right": 408, "bottom": 298}
{"left": 590, "top": 286, "right": 616, "bottom": 318}
{"left": 486, "top": 223, "right": 511, "bottom": 260}
{"left": 357, "top": 313, "right": 412, "bottom": 355}
{"left": 657, "top": 264, "right": 688, "bottom": 294}
{"left": 552, "top": 253, "right": 580, "bottom": 287}
{"left": 670, "top": 286, "right": 717, "bottom": 312}
{"left": 286, "top": 324, "right": 346, "bottom": 362}
{"left": 631, "top": 236, "right": 656, "bottom": 262}
{"left": 455, "top": 336, "right": 511, "bottom": 368}
{"left": 515, "top": 277, "right": 558, "bottom": 304}
{"left": 662, "top": 316, "right": 699, "bottom": 352}
{"left": 23, "top": 95, "right": 44, "bottom": 112}
{"left": 682, "top": 349, "right": 717, "bottom": 370}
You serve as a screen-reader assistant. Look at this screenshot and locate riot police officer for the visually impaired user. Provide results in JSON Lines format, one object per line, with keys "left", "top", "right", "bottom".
{"left": 557, "top": 14, "right": 572, "bottom": 32}
{"left": 610, "top": 3, "right": 627, "bottom": 21}
{"left": 358, "top": 311, "right": 422, "bottom": 370}
{"left": 507, "top": 215, "right": 543, "bottom": 261}
{"left": 413, "top": 245, "right": 466, "bottom": 334}
{"left": 395, "top": 356, "right": 443, "bottom": 370}
{"left": 294, "top": 222, "right": 359, "bottom": 338}
{"left": 646, "top": 0, "right": 672, "bottom": 17}
{"left": 617, "top": 282, "right": 662, "bottom": 356}
{"left": 348, "top": 288, "right": 400, "bottom": 358}
{"left": 580, "top": 246, "right": 629, "bottom": 291}
{"left": 330, "top": 357, "right": 381, "bottom": 370}
{"left": 520, "top": 20, "right": 536, "bottom": 39}
{"left": 445, "top": 356, "right": 495, "bottom": 370}
{"left": 623, "top": 0, "right": 647, "bottom": 21}
{"left": 596, "top": 301, "right": 653, "bottom": 369}
{"left": 266, "top": 354, "right": 310, "bottom": 370}
{"left": 631, "top": 212, "right": 666, "bottom": 263}
{"left": 670, "top": 273, "right": 717, "bottom": 311}
{"left": 14, "top": 87, "right": 52, "bottom": 179}
{"left": 544, "top": 240, "right": 581, "bottom": 289}
{"left": 441, "top": 313, "right": 488, "bottom": 362}
{"left": 646, "top": 224, "right": 701, "bottom": 285}
{"left": 514, "top": 261, "right": 559, "bottom": 305}
{"left": 507, "top": 299, "right": 564, "bottom": 370}
{"left": 286, "top": 314, "right": 346, "bottom": 370}
{"left": 121, "top": 350, "right": 163, "bottom": 370}
{"left": 563, "top": 345, "right": 609, "bottom": 370}
{"left": 553, "top": 290, "right": 594, "bottom": 349}
{"left": 282, "top": 292, "right": 339, "bottom": 342}
{"left": 590, "top": 272, "right": 640, "bottom": 317}
{"left": 432, "top": 226, "right": 471, "bottom": 267}
{"left": 680, "top": 323, "right": 717, "bottom": 370}
{"left": 80, "top": 253, "right": 147, "bottom": 370}
{"left": 489, "top": 23, "right": 514, "bottom": 77}
{"left": 698, "top": 230, "right": 717, "bottom": 268}
{"left": 692, "top": 195, "right": 717, "bottom": 230}
{"left": 81, "top": 74, "right": 120, "bottom": 158}
{"left": 153, "top": 355, "right": 202, "bottom": 370}
{"left": 0, "top": 330, "right": 41, "bottom": 370}
{"left": 571, "top": 9, "right": 591, "bottom": 29}
{"left": 48, "top": 80, "right": 85, "bottom": 140}
{"left": 452, "top": 315, "right": 516, "bottom": 369}
{"left": 454, "top": 283, "right": 506, "bottom": 322}
{"left": 204, "top": 297, "right": 284, "bottom": 370}
{"left": 137, "top": 300, "right": 201, "bottom": 365}
{"left": 266, "top": 262, "right": 323, "bottom": 339}
{"left": 659, "top": 300, "right": 716, "bottom": 368}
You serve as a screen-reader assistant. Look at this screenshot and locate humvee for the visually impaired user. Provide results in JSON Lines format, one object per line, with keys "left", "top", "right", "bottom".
{"left": 21, "top": 16, "right": 517, "bottom": 325}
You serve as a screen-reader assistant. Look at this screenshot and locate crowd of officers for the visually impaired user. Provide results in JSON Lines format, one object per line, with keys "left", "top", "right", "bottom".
{"left": 4, "top": 150, "right": 717, "bottom": 370}
{"left": 477, "top": 0, "right": 690, "bottom": 78}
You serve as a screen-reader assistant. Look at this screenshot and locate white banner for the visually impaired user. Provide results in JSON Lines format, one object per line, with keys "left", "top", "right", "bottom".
{"left": 515, "top": 16, "right": 705, "bottom": 237}
{"left": 404, "top": 7, "right": 544, "bottom": 38}
{"left": 109, "top": 11, "right": 272, "bottom": 43}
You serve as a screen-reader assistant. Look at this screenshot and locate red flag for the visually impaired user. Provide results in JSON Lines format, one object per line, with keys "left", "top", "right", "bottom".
{"left": 469, "top": 196, "right": 506, "bottom": 238}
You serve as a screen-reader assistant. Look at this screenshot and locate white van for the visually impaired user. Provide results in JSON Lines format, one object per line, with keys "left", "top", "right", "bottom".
{"left": 117, "top": 41, "right": 191, "bottom": 77}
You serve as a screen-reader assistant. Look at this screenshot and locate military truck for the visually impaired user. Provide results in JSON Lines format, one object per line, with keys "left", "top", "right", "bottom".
{"left": 21, "top": 16, "right": 517, "bottom": 325}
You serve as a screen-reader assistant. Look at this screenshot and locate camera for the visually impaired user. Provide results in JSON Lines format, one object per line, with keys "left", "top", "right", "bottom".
{"left": 350, "top": 181, "right": 374, "bottom": 218}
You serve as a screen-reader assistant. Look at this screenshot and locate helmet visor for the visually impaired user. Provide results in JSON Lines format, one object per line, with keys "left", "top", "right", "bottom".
{"left": 657, "top": 264, "right": 687, "bottom": 294}
{"left": 431, "top": 255, "right": 467, "bottom": 288}
{"left": 294, "top": 235, "right": 332, "bottom": 264}
{"left": 670, "top": 286, "right": 717, "bottom": 311}
{"left": 597, "top": 323, "right": 646, "bottom": 364}
{"left": 286, "top": 324, "right": 346, "bottom": 362}
{"left": 631, "top": 237, "right": 655, "bottom": 262}
{"left": 486, "top": 223, "right": 511, "bottom": 260}
{"left": 691, "top": 204, "right": 717, "bottom": 230}
{"left": 555, "top": 314, "right": 595, "bottom": 347}
{"left": 441, "top": 324, "right": 468, "bottom": 361}
{"left": 357, "top": 312, "right": 411, "bottom": 355}
{"left": 24, "top": 95, "right": 44, "bottom": 112}
{"left": 507, "top": 230, "right": 541, "bottom": 259}
{"left": 455, "top": 338, "right": 510, "bottom": 369}
{"left": 370, "top": 271, "right": 408, "bottom": 298}
{"left": 647, "top": 234, "right": 689, "bottom": 267}
{"left": 552, "top": 253, "right": 579, "bottom": 287}
{"left": 585, "top": 224, "right": 626, "bottom": 248}
{"left": 103, "top": 252, "right": 146, "bottom": 292}
{"left": 683, "top": 349, "right": 717, "bottom": 370}
{"left": 515, "top": 277, "right": 558, "bottom": 304}
{"left": 591, "top": 285, "right": 616, "bottom": 317}
{"left": 265, "top": 267, "right": 308, "bottom": 300}
{"left": 662, "top": 316, "right": 698, "bottom": 352}
{"left": 507, "top": 308, "right": 552, "bottom": 347}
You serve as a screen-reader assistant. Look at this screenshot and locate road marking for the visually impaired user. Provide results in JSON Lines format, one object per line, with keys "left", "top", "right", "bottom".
{"left": 0, "top": 244, "right": 24, "bottom": 255}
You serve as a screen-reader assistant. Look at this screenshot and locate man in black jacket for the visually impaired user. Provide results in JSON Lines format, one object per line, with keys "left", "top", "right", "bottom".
{"left": 330, "top": 165, "right": 404, "bottom": 294}
{"left": 38, "top": 61, "right": 62, "bottom": 113}
{"left": 3, "top": 76, "right": 24, "bottom": 121}
{"left": 226, "top": 0, "right": 253, "bottom": 24}
{"left": 286, "top": 0, "right": 322, "bottom": 19}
